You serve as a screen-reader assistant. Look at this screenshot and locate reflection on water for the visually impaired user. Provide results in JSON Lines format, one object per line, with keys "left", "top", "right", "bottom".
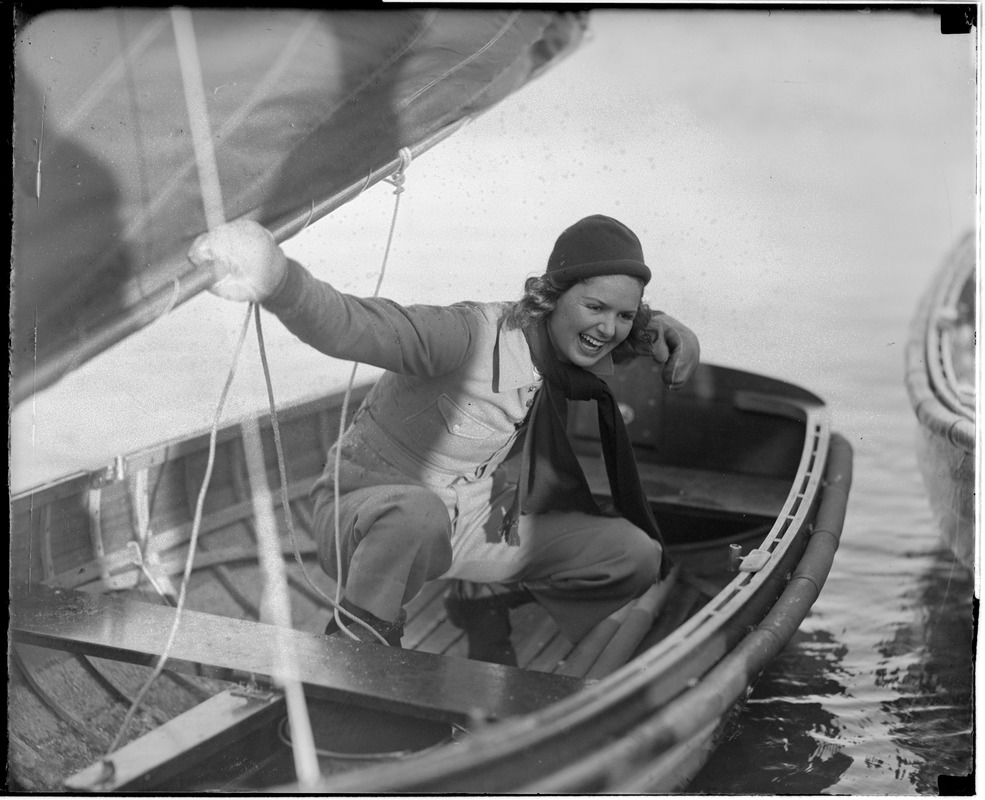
{"left": 694, "top": 519, "right": 974, "bottom": 795}
{"left": 691, "top": 630, "right": 855, "bottom": 794}
{"left": 874, "top": 554, "right": 975, "bottom": 794}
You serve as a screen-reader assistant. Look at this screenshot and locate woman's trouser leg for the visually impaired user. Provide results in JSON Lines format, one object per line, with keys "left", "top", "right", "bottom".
{"left": 312, "top": 484, "right": 453, "bottom": 624}
{"left": 514, "top": 513, "right": 662, "bottom": 642}
{"left": 448, "top": 476, "right": 663, "bottom": 643}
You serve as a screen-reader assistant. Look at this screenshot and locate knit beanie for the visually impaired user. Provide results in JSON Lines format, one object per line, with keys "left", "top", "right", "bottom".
{"left": 546, "top": 215, "right": 651, "bottom": 284}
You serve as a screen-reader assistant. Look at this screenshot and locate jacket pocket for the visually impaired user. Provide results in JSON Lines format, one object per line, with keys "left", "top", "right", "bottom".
{"left": 436, "top": 394, "right": 495, "bottom": 440}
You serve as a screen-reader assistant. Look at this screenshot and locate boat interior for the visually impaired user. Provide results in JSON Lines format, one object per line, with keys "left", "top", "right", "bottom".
{"left": 9, "top": 360, "right": 818, "bottom": 792}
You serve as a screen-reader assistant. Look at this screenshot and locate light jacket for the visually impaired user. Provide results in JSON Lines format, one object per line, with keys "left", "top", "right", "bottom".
{"left": 264, "top": 259, "right": 616, "bottom": 491}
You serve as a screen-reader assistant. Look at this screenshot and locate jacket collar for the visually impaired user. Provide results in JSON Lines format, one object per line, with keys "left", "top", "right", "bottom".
{"left": 493, "top": 317, "right": 613, "bottom": 393}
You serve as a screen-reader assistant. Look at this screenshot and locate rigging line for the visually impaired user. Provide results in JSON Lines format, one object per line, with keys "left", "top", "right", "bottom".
{"left": 251, "top": 150, "right": 415, "bottom": 646}
{"left": 102, "top": 302, "right": 253, "bottom": 760}
{"left": 252, "top": 307, "right": 372, "bottom": 639}
{"left": 250, "top": 149, "right": 417, "bottom": 646}
{"left": 332, "top": 147, "right": 413, "bottom": 643}
{"left": 168, "top": 8, "right": 319, "bottom": 788}
{"left": 241, "top": 409, "right": 320, "bottom": 787}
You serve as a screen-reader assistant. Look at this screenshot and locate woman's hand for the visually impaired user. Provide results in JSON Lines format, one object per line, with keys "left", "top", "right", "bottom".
{"left": 188, "top": 219, "right": 288, "bottom": 303}
{"left": 649, "top": 312, "right": 700, "bottom": 389}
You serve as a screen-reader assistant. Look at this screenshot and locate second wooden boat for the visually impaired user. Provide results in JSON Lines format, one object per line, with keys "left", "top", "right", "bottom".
{"left": 905, "top": 231, "right": 976, "bottom": 573}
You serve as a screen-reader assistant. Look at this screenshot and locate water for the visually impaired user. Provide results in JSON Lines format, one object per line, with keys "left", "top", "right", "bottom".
{"left": 9, "top": 9, "right": 977, "bottom": 794}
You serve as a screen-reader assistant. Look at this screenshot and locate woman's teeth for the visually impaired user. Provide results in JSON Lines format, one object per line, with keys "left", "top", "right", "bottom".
{"left": 580, "top": 334, "right": 604, "bottom": 351}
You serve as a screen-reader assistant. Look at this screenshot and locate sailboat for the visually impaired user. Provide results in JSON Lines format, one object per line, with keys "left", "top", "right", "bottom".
{"left": 905, "top": 232, "right": 976, "bottom": 574}
{"left": 10, "top": 9, "right": 853, "bottom": 792}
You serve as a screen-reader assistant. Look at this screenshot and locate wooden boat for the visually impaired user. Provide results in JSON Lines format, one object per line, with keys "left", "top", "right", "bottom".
{"left": 904, "top": 232, "right": 976, "bottom": 573}
{"left": 10, "top": 359, "right": 852, "bottom": 793}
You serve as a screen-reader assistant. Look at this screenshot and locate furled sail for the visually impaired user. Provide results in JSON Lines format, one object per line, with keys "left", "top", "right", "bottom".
{"left": 12, "top": 9, "right": 586, "bottom": 404}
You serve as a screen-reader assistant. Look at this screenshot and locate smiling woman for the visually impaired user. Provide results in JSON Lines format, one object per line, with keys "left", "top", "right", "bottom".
{"left": 506, "top": 216, "right": 692, "bottom": 379}
{"left": 186, "top": 213, "right": 700, "bottom": 660}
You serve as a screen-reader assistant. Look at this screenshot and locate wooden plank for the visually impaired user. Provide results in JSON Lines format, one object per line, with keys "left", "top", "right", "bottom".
{"left": 47, "top": 539, "right": 318, "bottom": 593}
{"left": 63, "top": 688, "right": 285, "bottom": 792}
{"left": 579, "top": 456, "right": 788, "bottom": 518}
{"left": 516, "top": 612, "right": 563, "bottom": 669}
{"left": 527, "top": 632, "right": 574, "bottom": 675}
{"left": 11, "top": 585, "right": 585, "bottom": 724}
{"left": 10, "top": 645, "right": 99, "bottom": 743}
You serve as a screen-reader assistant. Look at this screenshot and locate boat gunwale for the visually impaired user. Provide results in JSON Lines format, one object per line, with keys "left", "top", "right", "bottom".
{"left": 544, "top": 431, "right": 854, "bottom": 794}
{"left": 10, "top": 384, "right": 369, "bottom": 508}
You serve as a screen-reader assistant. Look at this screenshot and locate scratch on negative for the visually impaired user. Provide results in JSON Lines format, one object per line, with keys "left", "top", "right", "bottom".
{"left": 35, "top": 92, "right": 47, "bottom": 206}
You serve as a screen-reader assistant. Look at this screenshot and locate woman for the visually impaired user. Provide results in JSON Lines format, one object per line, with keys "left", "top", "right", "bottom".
{"left": 189, "top": 214, "right": 700, "bottom": 664}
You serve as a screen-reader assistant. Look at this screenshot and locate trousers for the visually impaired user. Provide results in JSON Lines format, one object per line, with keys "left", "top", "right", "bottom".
{"left": 312, "top": 447, "right": 661, "bottom": 643}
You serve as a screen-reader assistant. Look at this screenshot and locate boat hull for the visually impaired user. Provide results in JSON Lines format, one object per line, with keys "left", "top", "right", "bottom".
{"left": 916, "top": 426, "right": 975, "bottom": 569}
{"left": 905, "top": 231, "right": 976, "bottom": 574}
{"left": 9, "top": 362, "right": 852, "bottom": 793}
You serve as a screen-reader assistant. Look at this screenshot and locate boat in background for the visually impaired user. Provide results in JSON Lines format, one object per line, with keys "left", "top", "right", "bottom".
{"left": 904, "top": 231, "right": 976, "bottom": 574}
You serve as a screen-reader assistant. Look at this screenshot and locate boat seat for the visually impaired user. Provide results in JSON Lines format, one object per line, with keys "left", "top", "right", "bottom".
{"left": 10, "top": 584, "right": 585, "bottom": 726}
{"left": 578, "top": 454, "right": 789, "bottom": 520}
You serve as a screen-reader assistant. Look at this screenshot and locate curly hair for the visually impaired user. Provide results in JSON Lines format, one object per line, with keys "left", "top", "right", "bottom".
{"left": 505, "top": 273, "right": 656, "bottom": 362}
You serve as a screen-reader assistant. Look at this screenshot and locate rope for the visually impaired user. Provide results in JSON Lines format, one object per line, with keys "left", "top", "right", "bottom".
{"left": 100, "top": 9, "right": 324, "bottom": 787}
{"left": 103, "top": 303, "right": 253, "bottom": 758}
{"left": 171, "top": 9, "right": 319, "bottom": 788}
{"left": 248, "top": 146, "right": 412, "bottom": 648}
{"left": 100, "top": 10, "right": 412, "bottom": 780}
{"left": 249, "top": 146, "right": 411, "bottom": 648}
{"left": 331, "top": 147, "right": 412, "bottom": 642}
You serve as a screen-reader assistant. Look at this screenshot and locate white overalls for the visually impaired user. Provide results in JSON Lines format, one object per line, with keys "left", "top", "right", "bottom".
{"left": 264, "top": 260, "right": 661, "bottom": 642}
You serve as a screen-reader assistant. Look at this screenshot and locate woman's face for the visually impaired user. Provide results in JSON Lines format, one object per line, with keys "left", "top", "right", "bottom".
{"left": 547, "top": 274, "right": 643, "bottom": 368}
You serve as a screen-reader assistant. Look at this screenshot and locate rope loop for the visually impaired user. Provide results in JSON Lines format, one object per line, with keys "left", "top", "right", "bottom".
{"left": 154, "top": 276, "right": 182, "bottom": 322}
{"left": 384, "top": 147, "right": 413, "bottom": 195}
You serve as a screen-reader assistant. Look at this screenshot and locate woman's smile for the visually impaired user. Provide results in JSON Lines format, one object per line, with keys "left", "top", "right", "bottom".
{"left": 578, "top": 332, "right": 608, "bottom": 353}
{"left": 547, "top": 274, "right": 644, "bottom": 367}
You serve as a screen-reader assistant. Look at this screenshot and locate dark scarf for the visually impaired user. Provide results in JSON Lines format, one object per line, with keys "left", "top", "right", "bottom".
{"left": 501, "top": 320, "right": 670, "bottom": 578}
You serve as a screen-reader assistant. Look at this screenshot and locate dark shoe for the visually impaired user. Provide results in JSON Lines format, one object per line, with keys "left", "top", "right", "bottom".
{"left": 325, "top": 599, "right": 406, "bottom": 647}
{"left": 444, "top": 582, "right": 534, "bottom": 666}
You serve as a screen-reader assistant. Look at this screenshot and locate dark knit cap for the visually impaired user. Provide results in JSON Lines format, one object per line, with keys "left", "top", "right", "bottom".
{"left": 546, "top": 215, "right": 651, "bottom": 284}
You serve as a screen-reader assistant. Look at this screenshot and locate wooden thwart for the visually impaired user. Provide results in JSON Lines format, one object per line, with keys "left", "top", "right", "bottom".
{"left": 64, "top": 687, "right": 285, "bottom": 792}
{"left": 579, "top": 456, "right": 789, "bottom": 518}
{"left": 11, "top": 585, "right": 584, "bottom": 724}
